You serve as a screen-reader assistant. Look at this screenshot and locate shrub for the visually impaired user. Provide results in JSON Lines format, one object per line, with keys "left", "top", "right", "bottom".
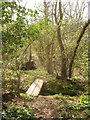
{"left": 2, "top": 106, "right": 35, "bottom": 120}
{"left": 79, "top": 94, "right": 89, "bottom": 109}
{"left": 79, "top": 94, "right": 90, "bottom": 117}
{"left": 20, "top": 93, "right": 33, "bottom": 101}
{"left": 85, "top": 108, "right": 90, "bottom": 117}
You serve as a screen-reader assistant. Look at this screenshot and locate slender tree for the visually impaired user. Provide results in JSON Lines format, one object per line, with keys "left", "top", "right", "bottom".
{"left": 69, "top": 20, "right": 90, "bottom": 78}
{"left": 54, "top": 1, "right": 67, "bottom": 80}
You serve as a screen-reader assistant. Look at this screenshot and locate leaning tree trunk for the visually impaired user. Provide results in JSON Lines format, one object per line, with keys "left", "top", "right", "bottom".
{"left": 69, "top": 20, "right": 90, "bottom": 78}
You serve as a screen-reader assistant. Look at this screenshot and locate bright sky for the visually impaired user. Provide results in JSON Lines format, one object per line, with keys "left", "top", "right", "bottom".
{"left": 19, "top": 0, "right": 89, "bottom": 20}
{"left": 9, "top": 0, "right": 89, "bottom": 20}
{"left": 20, "top": 0, "right": 89, "bottom": 9}
{"left": 20, "top": 0, "right": 43, "bottom": 9}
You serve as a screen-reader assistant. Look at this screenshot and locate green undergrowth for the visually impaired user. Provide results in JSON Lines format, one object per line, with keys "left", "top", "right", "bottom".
{"left": 53, "top": 93, "right": 89, "bottom": 119}
{"left": 20, "top": 69, "right": 49, "bottom": 92}
{"left": 21, "top": 69, "right": 86, "bottom": 97}
{"left": 53, "top": 93, "right": 74, "bottom": 101}
{"left": 2, "top": 106, "right": 36, "bottom": 120}
{"left": 3, "top": 69, "right": 87, "bottom": 97}
{"left": 41, "top": 79, "right": 85, "bottom": 96}
{"left": 2, "top": 69, "right": 89, "bottom": 119}
{"left": 20, "top": 93, "right": 33, "bottom": 101}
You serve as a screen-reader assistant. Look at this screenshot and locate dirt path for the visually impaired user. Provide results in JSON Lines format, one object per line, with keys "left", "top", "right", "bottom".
{"left": 30, "top": 96, "right": 62, "bottom": 119}
{"left": 8, "top": 95, "right": 62, "bottom": 119}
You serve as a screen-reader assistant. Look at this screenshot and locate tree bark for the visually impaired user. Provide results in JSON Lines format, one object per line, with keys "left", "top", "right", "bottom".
{"left": 29, "top": 44, "right": 32, "bottom": 63}
{"left": 69, "top": 20, "right": 90, "bottom": 78}
{"left": 57, "top": 24, "right": 67, "bottom": 80}
{"left": 54, "top": 1, "right": 67, "bottom": 80}
{"left": 16, "top": 71, "right": 20, "bottom": 98}
{"left": 44, "top": 1, "right": 48, "bottom": 22}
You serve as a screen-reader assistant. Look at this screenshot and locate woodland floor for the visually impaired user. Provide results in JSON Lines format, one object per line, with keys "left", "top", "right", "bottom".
{"left": 11, "top": 96, "right": 61, "bottom": 119}
{"left": 30, "top": 96, "right": 61, "bottom": 119}
{"left": 4, "top": 94, "right": 87, "bottom": 119}
{"left": 2, "top": 69, "right": 89, "bottom": 119}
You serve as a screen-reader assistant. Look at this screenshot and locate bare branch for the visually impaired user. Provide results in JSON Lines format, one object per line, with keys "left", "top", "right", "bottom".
{"left": 54, "top": 2, "right": 58, "bottom": 24}
{"left": 59, "top": 1, "right": 63, "bottom": 21}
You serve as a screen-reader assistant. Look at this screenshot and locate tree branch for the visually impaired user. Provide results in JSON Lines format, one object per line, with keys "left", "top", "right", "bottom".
{"left": 59, "top": 1, "right": 63, "bottom": 21}
{"left": 54, "top": 2, "right": 58, "bottom": 24}
{"left": 69, "top": 20, "right": 90, "bottom": 78}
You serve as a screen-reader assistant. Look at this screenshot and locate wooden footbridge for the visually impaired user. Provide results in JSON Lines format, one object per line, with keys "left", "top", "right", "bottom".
{"left": 26, "top": 79, "right": 43, "bottom": 97}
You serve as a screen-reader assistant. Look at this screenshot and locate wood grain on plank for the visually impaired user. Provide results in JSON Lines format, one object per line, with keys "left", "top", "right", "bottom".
{"left": 26, "top": 79, "right": 43, "bottom": 96}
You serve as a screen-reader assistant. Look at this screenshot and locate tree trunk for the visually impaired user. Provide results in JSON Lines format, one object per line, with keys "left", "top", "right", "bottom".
{"left": 54, "top": 1, "right": 67, "bottom": 80}
{"left": 57, "top": 25, "right": 67, "bottom": 80}
{"left": 46, "top": 44, "right": 51, "bottom": 74}
{"left": 69, "top": 20, "right": 90, "bottom": 78}
{"left": 16, "top": 71, "right": 20, "bottom": 98}
{"left": 44, "top": 1, "right": 48, "bottom": 19}
{"left": 29, "top": 44, "right": 32, "bottom": 63}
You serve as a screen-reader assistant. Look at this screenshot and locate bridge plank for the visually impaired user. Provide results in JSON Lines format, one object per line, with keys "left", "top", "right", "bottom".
{"left": 26, "top": 79, "right": 43, "bottom": 97}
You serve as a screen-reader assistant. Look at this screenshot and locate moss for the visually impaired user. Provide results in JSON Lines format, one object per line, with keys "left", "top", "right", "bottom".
{"left": 4, "top": 69, "right": 85, "bottom": 97}
{"left": 40, "top": 79, "right": 84, "bottom": 96}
